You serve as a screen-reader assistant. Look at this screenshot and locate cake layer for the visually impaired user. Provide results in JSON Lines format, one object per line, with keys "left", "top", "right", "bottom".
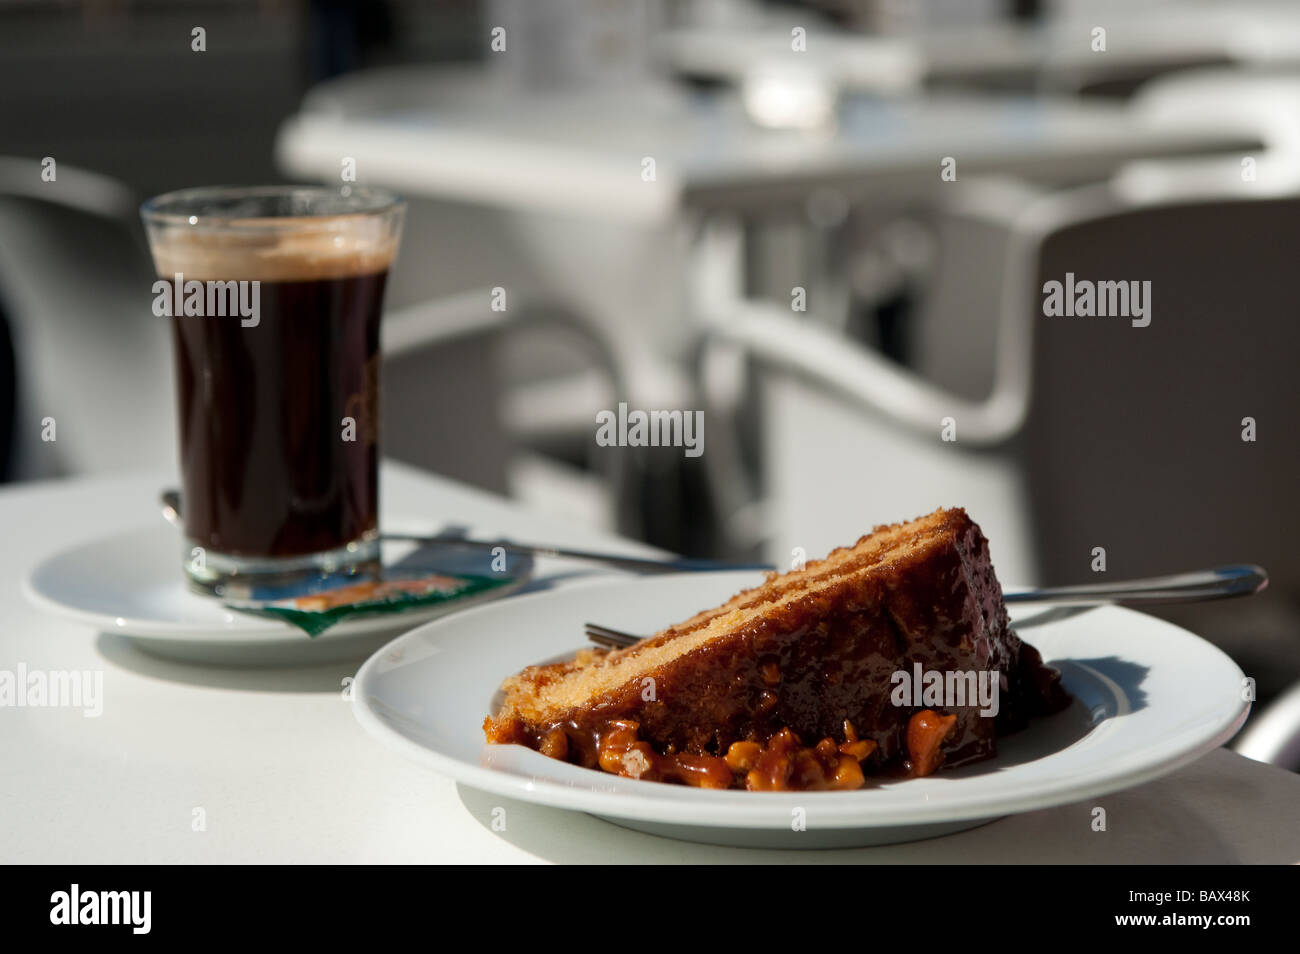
{"left": 616, "top": 510, "right": 954, "bottom": 660}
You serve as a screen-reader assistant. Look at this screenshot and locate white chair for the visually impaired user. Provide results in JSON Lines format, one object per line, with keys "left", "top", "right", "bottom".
{"left": 0, "top": 157, "right": 172, "bottom": 481}
{"left": 1119, "top": 69, "right": 1300, "bottom": 201}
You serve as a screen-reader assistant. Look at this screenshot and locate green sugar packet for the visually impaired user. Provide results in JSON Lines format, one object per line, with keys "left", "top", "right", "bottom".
{"left": 232, "top": 571, "right": 520, "bottom": 636}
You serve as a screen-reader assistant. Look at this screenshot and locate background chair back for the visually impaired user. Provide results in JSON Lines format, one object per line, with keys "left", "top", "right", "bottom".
{"left": 0, "top": 163, "right": 174, "bottom": 480}
{"left": 1019, "top": 191, "right": 1300, "bottom": 595}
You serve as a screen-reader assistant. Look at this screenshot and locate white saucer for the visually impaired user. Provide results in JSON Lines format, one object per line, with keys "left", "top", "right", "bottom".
{"left": 24, "top": 522, "right": 532, "bottom": 666}
{"left": 352, "top": 570, "right": 1250, "bottom": 848}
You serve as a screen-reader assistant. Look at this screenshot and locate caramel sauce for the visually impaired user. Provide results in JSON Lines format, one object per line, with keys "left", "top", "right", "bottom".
{"left": 491, "top": 715, "right": 987, "bottom": 792}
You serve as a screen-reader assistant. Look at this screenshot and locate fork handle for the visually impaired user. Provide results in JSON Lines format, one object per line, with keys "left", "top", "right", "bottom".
{"left": 1004, "top": 565, "right": 1267, "bottom": 605}
{"left": 380, "top": 533, "right": 775, "bottom": 574}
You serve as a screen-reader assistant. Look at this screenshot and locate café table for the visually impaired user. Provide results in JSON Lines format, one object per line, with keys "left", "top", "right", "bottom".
{"left": 661, "top": 3, "right": 1300, "bottom": 98}
{"left": 275, "top": 65, "right": 1261, "bottom": 222}
{"left": 3, "top": 461, "right": 1299, "bottom": 863}
{"left": 272, "top": 66, "right": 1263, "bottom": 392}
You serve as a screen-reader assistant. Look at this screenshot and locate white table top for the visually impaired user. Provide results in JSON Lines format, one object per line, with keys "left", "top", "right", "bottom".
{"left": 4, "top": 462, "right": 1298, "bottom": 863}
{"left": 662, "top": 5, "right": 1300, "bottom": 89}
{"left": 274, "top": 66, "right": 1260, "bottom": 222}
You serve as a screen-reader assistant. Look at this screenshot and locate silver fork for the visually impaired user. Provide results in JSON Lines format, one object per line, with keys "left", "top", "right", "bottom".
{"left": 584, "top": 564, "right": 1268, "bottom": 649}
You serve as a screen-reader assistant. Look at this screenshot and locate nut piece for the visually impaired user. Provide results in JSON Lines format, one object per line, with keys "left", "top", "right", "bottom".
{"left": 725, "top": 741, "right": 763, "bottom": 773}
{"left": 906, "top": 710, "right": 958, "bottom": 777}
{"left": 621, "top": 746, "right": 653, "bottom": 779}
{"left": 597, "top": 720, "right": 642, "bottom": 774}
{"left": 539, "top": 727, "right": 568, "bottom": 760}
{"left": 745, "top": 728, "right": 799, "bottom": 790}
{"left": 670, "top": 753, "right": 734, "bottom": 789}
{"left": 829, "top": 755, "right": 866, "bottom": 790}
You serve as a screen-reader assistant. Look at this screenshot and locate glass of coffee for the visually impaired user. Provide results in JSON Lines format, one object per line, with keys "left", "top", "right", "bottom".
{"left": 141, "top": 186, "right": 404, "bottom": 598}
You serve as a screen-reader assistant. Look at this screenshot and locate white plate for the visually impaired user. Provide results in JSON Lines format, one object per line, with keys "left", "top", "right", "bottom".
{"left": 352, "top": 570, "right": 1251, "bottom": 848}
{"left": 24, "top": 522, "right": 532, "bottom": 666}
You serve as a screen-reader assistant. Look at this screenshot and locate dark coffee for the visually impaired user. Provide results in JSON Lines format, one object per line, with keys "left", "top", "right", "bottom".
{"left": 169, "top": 269, "right": 388, "bottom": 558}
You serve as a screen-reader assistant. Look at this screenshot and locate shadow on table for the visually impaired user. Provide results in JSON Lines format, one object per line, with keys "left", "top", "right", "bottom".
{"left": 455, "top": 750, "right": 1300, "bottom": 863}
{"left": 93, "top": 632, "right": 359, "bottom": 692}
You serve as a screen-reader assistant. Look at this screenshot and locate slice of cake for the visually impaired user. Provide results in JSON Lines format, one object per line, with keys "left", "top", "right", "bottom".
{"left": 484, "top": 508, "right": 1067, "bottom": 791}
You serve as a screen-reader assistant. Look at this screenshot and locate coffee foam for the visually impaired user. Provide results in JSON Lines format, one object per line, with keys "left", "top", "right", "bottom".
{"left": 149, "top": 224, "right": 397, "bottom": 282}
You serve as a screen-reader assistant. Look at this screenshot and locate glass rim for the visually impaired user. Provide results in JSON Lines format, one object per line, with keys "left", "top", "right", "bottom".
{"left": 140, "top": 185, "right": 404, "bottom": 230}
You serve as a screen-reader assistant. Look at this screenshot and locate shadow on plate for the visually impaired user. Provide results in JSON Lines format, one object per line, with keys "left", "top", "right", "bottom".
{"left": 916, "top": 655, "right": 1151, "bottom": 783}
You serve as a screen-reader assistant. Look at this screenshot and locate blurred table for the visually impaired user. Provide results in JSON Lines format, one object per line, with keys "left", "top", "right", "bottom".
{"left": 3, "top": 463, "right": 1300, "bottom": 863}
{"left": 276, "top": 66, "right": 1261, "bottom": 223}
{"left": 273, "top": 66, "right": 1262, "bottom": 431}
{"left": 662, "top": 5, "right": 1300, "bottom": 96}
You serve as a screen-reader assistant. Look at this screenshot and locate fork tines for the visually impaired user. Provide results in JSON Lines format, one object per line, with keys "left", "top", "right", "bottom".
{"left": 584, "top": 622, "right": 641, "bottom": 649}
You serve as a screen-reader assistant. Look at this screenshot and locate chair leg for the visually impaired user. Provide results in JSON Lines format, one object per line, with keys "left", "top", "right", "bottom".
{"left": 1234, "top": 679, "right": 1300, "bottom": 772}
